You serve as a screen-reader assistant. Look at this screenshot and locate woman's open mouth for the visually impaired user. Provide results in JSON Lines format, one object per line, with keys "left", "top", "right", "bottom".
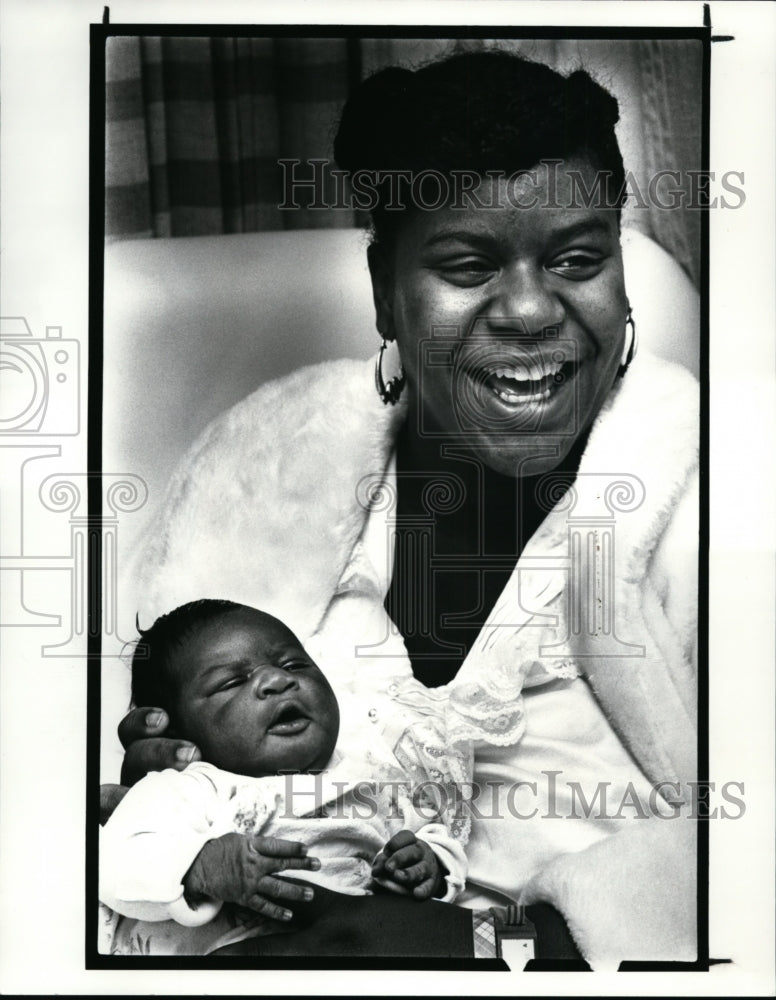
{"left": 481, "top": 359, "right": 578, "bottom": 406}
{"left": 267, "top": 703, "right": 311, "bottom": 736}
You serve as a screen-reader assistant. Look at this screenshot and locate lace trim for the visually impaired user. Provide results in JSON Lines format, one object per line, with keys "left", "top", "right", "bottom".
{"left": 388, "top": 678, "right": 475, "bottom": 844}
{"left": 443, "top": 588, "right": 581, "bottom": 748}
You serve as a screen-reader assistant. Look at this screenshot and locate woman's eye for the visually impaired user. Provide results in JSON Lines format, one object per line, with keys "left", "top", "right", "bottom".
{"left": 548, "top": 252, "right": 606, "bottom": 279}
{"left": 435, "top": 258, "right": 496, "bottom": 286}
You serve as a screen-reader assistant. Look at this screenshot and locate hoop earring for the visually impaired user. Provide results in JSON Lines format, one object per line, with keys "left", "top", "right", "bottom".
{"left": 618, "top": 304, "right": 638, "bottom": 379}
{"left": 375, "top": 337, "right": 406, "bottom": 405}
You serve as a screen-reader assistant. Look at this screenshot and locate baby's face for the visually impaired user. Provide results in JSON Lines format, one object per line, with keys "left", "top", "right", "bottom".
{"left": 169, "top": 607, "right": 340, "bottom": 777}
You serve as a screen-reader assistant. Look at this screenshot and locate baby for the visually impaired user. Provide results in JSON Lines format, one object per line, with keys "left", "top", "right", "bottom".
{"left": 100, "top": 599, "right": 468, "bottom": 955}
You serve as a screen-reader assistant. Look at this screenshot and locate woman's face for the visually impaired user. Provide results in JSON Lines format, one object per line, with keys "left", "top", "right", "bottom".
{"left": 370, "top": 159, "right": 628, "bottom": 476}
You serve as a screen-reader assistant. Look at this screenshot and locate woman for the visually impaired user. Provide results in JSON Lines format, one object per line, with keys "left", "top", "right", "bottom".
{"left": 106, "top": 51, "right": 699, "bottom": 967}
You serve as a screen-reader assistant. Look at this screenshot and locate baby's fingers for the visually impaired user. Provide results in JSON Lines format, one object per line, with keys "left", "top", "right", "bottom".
{"left": 252, "top": 835, "right": 310, "bottom": 859}
{"left": 256, "top": 875, "right": 315, "bottom": 904}
{"left": 273, "top": 855, "right": 322, "bottom": 872}
{"left": 249, "top": 839, "right": 322, "bottom": 873}
{"left": 384, "top": 841, "right": 424, "bottom": 873}
{"left": 392, "top": 859, "right": 430, "bottom": 885}
{"left": 382, "top": 829, "right": 418, "bottom": 857}
{"left": 411, "top": 876, "right": 438, "bottom": 900}
{"left": 245, "top": 893, "right": 295, "bottom": 922}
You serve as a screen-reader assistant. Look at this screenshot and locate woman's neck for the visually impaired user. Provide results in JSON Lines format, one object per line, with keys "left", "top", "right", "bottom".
{"left": 387, "top": 414, "right": 592, "bottom": 686}
{"left": 393, "top": 412, "right": 591, "bottom": 549}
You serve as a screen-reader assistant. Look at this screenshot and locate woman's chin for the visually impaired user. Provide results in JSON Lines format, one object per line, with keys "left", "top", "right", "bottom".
{"left": 466, "top": 439, "right": 580, "bottom": 479}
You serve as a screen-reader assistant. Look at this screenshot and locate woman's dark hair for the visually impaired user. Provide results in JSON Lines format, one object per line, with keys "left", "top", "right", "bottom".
{"left": 131, "top": 599, "right": 245, "bottom": 721}
{"left": 334, "top": 49, "right": 625, "bottom": 249}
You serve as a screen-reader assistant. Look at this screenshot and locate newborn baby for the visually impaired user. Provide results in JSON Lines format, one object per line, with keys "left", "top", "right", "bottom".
{"left": 100, "top": 599, "right": 467, "bottom": 955}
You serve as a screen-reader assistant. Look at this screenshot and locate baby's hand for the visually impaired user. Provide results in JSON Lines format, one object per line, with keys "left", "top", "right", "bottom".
{"left": 371, "top": 829, "right": 445, "bottom": 900}
{"left": 183, "top": 833, "right": 321, "bottom": 921}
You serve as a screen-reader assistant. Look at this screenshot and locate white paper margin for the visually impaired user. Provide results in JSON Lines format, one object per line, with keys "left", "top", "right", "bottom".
{"left": 0, "top": 0, "right": 773, "bottom": 995}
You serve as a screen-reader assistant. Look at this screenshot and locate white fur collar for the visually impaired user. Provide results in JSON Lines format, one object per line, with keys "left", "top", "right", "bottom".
{"left": 139, "top": 357, "right": 404, "bottom": 638}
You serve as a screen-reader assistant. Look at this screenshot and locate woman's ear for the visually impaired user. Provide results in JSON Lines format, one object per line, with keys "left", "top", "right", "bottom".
{"left": 367, "top": 243, "right": 395, "bottom": 340}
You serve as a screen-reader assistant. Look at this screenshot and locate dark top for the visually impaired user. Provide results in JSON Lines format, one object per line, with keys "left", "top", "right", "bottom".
{"left": 385, "top": 426, "right": 589, "bottom": 687}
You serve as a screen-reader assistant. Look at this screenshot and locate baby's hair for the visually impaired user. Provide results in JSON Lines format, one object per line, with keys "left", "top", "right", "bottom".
{"left": 131, "top": 599, "right": 246, "bottom": 721}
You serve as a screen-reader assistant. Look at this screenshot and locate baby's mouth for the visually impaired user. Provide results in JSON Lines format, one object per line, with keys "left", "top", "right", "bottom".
{"left": 267, "top": 702, "right": 311, "bottom": 736}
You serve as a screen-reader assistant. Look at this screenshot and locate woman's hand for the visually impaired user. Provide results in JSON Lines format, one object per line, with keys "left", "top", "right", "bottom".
{"left": 99, "top": 707, "right": 203, "bottom": 826}
{"left": 183, "top": 833, "right": 321, "bottom": 921}
{"left": 117, "top": 706, "right": 202, "bottom": 787}
{"left": 371, "top": 829, "right": 446, "bottom": 899}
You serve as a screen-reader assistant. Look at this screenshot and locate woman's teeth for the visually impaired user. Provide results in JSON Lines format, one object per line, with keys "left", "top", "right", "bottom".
{"left": 485, "top": 360, "right": 565, "bottom": 404}
{"left": 492, "top": 360, "right": 563, "bottom": 382}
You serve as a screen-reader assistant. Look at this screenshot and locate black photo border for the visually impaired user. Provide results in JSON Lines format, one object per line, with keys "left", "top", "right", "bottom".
{"left": 87, "top": 16, "right": 713, "bottom": 974}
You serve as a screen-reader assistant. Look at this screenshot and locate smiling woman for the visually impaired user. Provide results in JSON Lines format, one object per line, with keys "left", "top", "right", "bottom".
{"left": 103, "top": 48, "right": 700, "bottom": 967}
{"left": 368, "top": 165, "right": 628, "bottom": 478}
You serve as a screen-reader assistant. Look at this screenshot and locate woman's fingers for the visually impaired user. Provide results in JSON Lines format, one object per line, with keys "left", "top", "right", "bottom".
{"left": 119, "top": 737, "right": 201, "bottom": 787}
{"left": 118, "top": 707, "right": 202, "bottom": 786}
{"left": 117, "top": 706, "right": 170, "bottom": 748}
{"left": 99, "top": 783, "right": 128, "bottom": 825}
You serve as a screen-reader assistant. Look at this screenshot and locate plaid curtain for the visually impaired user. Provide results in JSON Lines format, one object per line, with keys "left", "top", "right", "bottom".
{"left": 105, "top": 36, "right": 701, "bottom": 286}
{"left": 105, "top": 36, "right": 356, "bottom": 238}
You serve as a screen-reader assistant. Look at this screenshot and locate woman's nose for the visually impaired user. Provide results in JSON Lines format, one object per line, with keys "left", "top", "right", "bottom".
{"left": 485, "top": 265, "right": 565, "bottom": 334}
{"left": 254, "top": 666, "right": 297, "bottom": 698}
